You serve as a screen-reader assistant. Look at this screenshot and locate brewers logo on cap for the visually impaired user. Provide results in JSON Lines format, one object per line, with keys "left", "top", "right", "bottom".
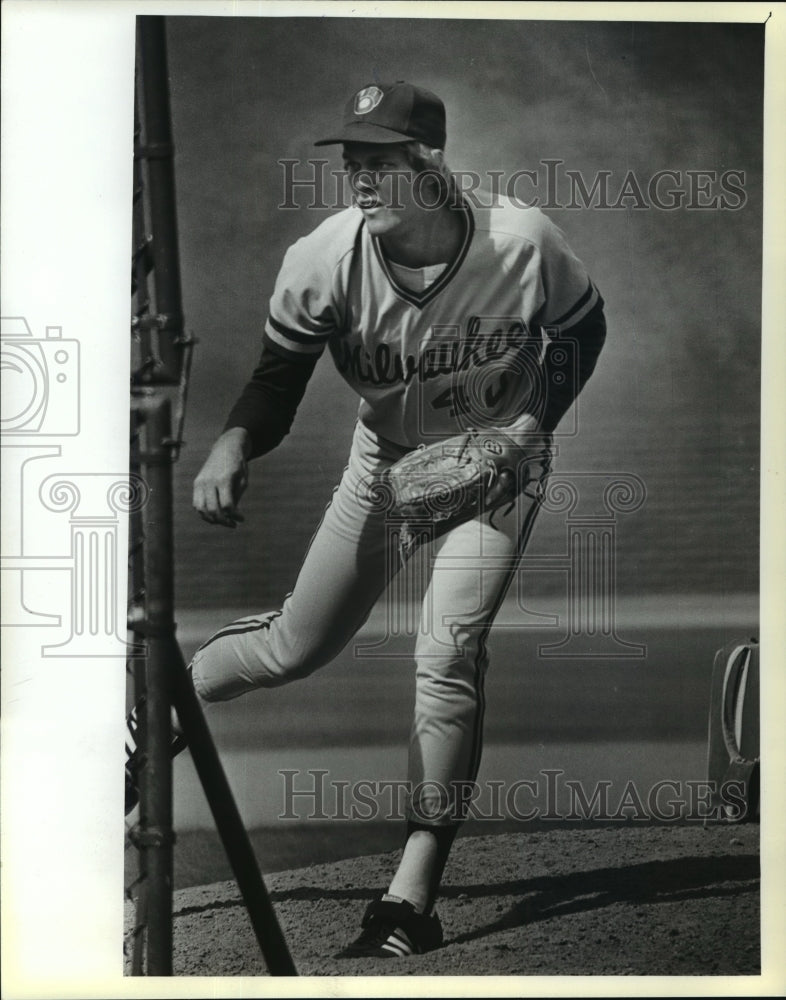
{"left": 354, "top": 86, "right": 384, "bottom": 115}
{"left": 314, "top": 81, "right": 447, "bottom": 148}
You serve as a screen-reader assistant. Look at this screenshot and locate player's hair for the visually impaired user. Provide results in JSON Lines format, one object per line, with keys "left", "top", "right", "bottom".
{"left": 403, "top": 141, "right": 459, "bottom": 208}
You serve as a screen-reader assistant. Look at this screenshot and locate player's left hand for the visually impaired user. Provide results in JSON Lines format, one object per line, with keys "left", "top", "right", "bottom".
{"left": 192, "top": 428, "right": 250, "bottom": 528}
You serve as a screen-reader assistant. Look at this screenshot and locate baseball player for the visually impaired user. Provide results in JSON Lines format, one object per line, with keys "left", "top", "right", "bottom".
{"left": 127, "top": 81, "right": 607, "bottom": 958}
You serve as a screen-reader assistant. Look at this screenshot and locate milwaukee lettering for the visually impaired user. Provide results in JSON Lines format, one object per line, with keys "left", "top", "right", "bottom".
{"left": 334, "top": 317, "right": 534, "bottom": 387}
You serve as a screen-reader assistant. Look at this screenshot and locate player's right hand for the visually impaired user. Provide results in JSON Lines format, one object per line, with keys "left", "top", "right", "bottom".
{"left": 192, "top": 428, "right": 251, "bottom": 528}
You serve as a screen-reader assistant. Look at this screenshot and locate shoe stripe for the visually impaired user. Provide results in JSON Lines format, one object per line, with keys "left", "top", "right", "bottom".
{"left": 386, "top": 929, "right": 415, "bottom": 955}
{"left": 381, "top": 938, "right": 409, "bottom": 957}
{"left": 390, "top": 928, "right": 414, "bottom": 950}
{"left": 126, "top": 711, "right": 138, "bottom": 751}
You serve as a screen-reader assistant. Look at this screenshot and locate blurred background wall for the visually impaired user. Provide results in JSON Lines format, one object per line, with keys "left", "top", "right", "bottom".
{"left": 160, "top": 16, "right": 762, "bottom": 612}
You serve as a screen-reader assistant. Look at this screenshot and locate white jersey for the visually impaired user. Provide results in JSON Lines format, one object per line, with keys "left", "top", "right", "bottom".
{"left": 263, "top": 196, "right": 599, "bottom": 447}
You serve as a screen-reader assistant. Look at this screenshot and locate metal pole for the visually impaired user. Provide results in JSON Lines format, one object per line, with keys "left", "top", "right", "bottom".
{"left": 130, "top": 16, "right": 296, "bottom": 975}
{"left": 131, "top": 394, "right": 296, "bottom": 976}
{"left": 136, "top": 396, "right": 176, "bottom": 975}
{"left": 137, "top": 15, "right": 184, "bottom": 384}
{"left": 131, "top": 84, "right": 154, "bottom": 378}
{"left": 128, "top": 410, "right": 150, "bottom": 974}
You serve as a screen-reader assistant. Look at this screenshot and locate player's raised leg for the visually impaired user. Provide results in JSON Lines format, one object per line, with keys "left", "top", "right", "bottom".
{"left": 126, "top": 420, "right": 404, "bottom": 814}
{"left": 187, "top": 420, "right": 403, "bottom": 703}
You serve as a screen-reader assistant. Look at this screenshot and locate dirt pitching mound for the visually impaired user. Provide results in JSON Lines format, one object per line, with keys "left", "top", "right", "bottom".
{"left": 125, "top": 825, "right": 759, "bottom": 977}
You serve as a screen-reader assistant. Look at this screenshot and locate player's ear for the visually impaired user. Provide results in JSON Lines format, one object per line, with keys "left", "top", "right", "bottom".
{"left": 423, "top": 148, "right": 452, "bottom": 203}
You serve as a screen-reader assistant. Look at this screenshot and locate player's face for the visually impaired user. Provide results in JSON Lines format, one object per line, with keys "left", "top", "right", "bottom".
{"left": 342, "top": 143, "right": 420, "bottom": 236}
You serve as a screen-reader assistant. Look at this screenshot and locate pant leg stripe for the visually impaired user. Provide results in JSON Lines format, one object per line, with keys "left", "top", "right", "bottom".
{"left": 195, "top": 610, "right": 282, "bottom": 653}
{"left": 467, "top": 488, "right": 547, "bottom": 787}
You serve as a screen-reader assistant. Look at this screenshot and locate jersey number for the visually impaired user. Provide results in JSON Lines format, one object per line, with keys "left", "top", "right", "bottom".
{"left": 431, "top": 375, "right": 509, "bottom": 418}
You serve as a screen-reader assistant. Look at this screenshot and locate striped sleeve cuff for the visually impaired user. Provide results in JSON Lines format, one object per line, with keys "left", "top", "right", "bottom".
{"left": 542, "top": 280, "right": 600, "bottom": 334}
{"left": 264, "top": 314, "right": 331, "bottom": 360}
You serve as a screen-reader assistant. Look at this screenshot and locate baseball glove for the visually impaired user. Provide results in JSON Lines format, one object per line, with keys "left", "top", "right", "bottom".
{"left": 384, "top": 427, "right": 551, "bottom": 560}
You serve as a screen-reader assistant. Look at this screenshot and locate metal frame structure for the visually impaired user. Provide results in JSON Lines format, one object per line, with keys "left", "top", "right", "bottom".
{"left": 126, "top": 15, "right": 296, "bottom": 976}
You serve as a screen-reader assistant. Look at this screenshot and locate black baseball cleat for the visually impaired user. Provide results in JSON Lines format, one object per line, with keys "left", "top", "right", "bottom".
{"left": 124, "top": 709, "right": 187, "bottom": 816}
{"left": 335, "top": 898, "right": 443, "bottom": 958}
{"left": 125, "top": 710, "right": 141, "bottom": 815}
{"left": 125, "top": 747, "right": 139, "bottom": 816}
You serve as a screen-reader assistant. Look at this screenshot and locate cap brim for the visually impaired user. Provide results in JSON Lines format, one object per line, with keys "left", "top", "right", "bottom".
{"left": 314, "top": 121, "right": 415, "bottom": 146}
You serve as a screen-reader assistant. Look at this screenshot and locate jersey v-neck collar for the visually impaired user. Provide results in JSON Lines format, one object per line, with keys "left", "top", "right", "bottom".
{"left": 369, "top": 200, "right": 475, "bottom": 310}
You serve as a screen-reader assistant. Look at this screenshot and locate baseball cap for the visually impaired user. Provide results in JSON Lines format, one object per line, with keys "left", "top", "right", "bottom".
{"left": 314, "top": 81, "right": 446, "bottom": 149}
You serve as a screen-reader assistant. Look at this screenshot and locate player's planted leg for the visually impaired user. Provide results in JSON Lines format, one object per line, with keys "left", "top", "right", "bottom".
{"left": 337, "top": 479, "right": 546, "bottom": 956}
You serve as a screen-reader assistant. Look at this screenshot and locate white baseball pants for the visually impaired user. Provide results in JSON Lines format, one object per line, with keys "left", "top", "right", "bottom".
{"left": 189, "top": 418, "right": 552, "bottom": 824}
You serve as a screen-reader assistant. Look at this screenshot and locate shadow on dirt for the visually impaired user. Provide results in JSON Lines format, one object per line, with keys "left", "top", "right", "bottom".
{"left": 175, "top": 851, "right": 758, "bottom": 933}
{"left": 444, "top": 853, "right": 760, "bottom": 944}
